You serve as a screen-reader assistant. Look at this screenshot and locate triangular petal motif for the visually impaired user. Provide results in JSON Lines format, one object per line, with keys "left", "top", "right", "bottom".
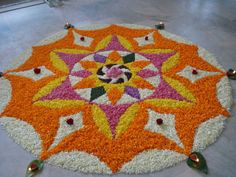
{"left": 91, "top": 105, "right": 113, "bottom": 139}
{"left": 99, "top": 104, "right": 130, "bottom": 137}
{"left": 115, "top": 104, "right": 140, "bottom": 138}
{"left": 40, "top": 77, "right": 82, "bottom": 101}
{"left": 107, "top": 87, "right": 123, "bottom": 105}
{"left": 104, "top": 35, "right": 128, "bottom": 51}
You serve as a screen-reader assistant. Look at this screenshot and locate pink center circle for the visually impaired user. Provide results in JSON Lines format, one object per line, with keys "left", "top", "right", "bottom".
{"left": 106, "top": 67, "right": 123, "bottom": 78}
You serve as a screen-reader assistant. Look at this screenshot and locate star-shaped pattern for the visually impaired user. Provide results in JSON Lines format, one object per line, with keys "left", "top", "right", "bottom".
{"left": 1, "top": 25, "right": 230, "bottom": 174}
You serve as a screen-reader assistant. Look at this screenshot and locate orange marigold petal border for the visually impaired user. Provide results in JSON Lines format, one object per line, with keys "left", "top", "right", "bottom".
{"left": 0, "top": 24, "right": 233, "bottom": 174}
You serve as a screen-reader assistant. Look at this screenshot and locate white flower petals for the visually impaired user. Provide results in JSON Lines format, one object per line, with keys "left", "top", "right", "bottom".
{"left": 192, "top": 115, "right": 226, "bottom": 151}
{"left": 134, "top": 32, "right": 155, "bottom": 46}
{"left": 36, "top": 31, "right": 68, "bottom": 46}
{"left": 0, "top": 78, "right": 11, "bottom": 113}
{"left": 8, "top": 66, "right": 54, "bottom": 81}
{"left": 216, "top": 76, "right": 233, "bottom": 111}
{"left": 120, "top": 150, "right": 186, "bottom": 174}
{"left": 50, "top": 112, "right": 83, "bottom": 149}
{"left": 145, "top": 110, "right": 184, "bottom": 148}
{"left": 0, "top": 117, "right": 42, "bottom": 155}
{"left": 73, "top": 31, "right": 93, "bottom": 47}
{"left": 177, "top": 65, "right": 220, "bottom": 83}
{"left": 47, "top": 151, "right": 112, "bottom": 174}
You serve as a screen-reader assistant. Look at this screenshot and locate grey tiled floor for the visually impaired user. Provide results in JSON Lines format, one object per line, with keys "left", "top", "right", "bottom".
{"left": 0, "top": 0, "right": 236, "bottom": 177}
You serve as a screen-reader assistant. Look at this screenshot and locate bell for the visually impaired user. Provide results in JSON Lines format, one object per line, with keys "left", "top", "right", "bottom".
{"left": 64, "top": 22, "right": 74, "bottom": 29}
{"left": 25, "top": 159, "right": 44, "bottom": 177}
{"left": 187, "top": 152, "right": 208, "bottom": 174}
{"left": 227, "top": 69, "right": 236, "bottom": 80}
{"left": 155, "top": 21, "right": 165, "bottom": 30}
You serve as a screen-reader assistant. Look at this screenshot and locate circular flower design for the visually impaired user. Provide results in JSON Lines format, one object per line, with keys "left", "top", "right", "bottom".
{"left": 97, "top": 64, "right": 132, "bottom": 84}
{"left": 0, "top": 24, "right": 232, "bottom": 174}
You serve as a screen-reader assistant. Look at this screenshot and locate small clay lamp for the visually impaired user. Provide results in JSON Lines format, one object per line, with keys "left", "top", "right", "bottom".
{"left": 64, "top": 22, "right": 74, "bottom": 29}
{"left": 227, "top": 69, "right": 236, "bottom": 80}
{"left": 155, "top": 21, "right": 165, "bottom": 30}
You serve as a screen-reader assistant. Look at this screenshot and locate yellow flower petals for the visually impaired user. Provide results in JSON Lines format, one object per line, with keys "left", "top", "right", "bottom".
{"left": 34, "top": 100, "right": 84, "bottom": 108}
{"left": 92, "top": 105, "right": 113, "bottom": 139}
{"left": 162, "top": 53, "right": 180, "bottom": 73}
{"left": 115, "top": 104, "right": 139, "bottom": 138}
{"left": 33, "top": 76, "right": 67, "bottom": 101}
{"left": 50, "top": 52, "right": 69, "bottom": 73}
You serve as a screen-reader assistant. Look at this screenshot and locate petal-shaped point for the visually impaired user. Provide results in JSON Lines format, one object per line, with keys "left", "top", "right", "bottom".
{"left": 117, "top": 35, "right": 134, "bottom": 51}
{"left": 137, "top": 69, "right": 158, "bottom": 78}
{"left": 79, "top": 61, "right": 97, "bottom": 69}
{"left": 131, "top": 61, "right": 151, "bottom": 69}
{"left": 33, "top": 77, "right": 67, "bottom": 101}
{"left": 95, "top": 35, "right": 112, "bottom": 51}
{"left": 125, "top": 86, "right": 140, "bottom": 99}
{"left": 92, "top": 105, "right": 113, "bottom": 139}
{"left": 132, "top": 78, "right": 155, "bottom": 90}
{"left": 115, "top": 104, "right": 140, "bottom": 138}
{"left": 73, "top": 77, "right": 96, "bottom": 89}
{"left": 108, "top": 51, "right": 122, "bottom": 62}
{"left": 161, "top": 53, "right": 179, "bottom": 73}
{"left": 107, "top": 87, "right": 123, "bottom": 105}
{"left": 94, "top": 54, "right": 106, "bottom": 63}
{"left": 50, "top": 52, "right": 69, "bottom": 73}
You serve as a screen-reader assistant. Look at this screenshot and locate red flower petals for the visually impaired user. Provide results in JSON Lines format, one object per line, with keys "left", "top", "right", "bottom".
{"left": 192, "top": 69, "right": 198, "bottom": 75}
{"left": 156, "top": 118, "right": 163, "bottom": 125}
{"left": 33, "top": 68, "right": 41, "bottom": 74}
{"left": 66, "top": 118, "right": 74, "bottom": 125}
{"left": 80, "top": 37, "right": 85, "bottom": 41}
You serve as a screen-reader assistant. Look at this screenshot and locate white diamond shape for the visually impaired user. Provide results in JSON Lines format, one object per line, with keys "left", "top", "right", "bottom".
{"left": 50, "top": 112, "right": 83, "bottom": 149}
{"left": 177, "top": 65, "right": 220, "bottom": 83}
{"left": 73, "top": 31, "right": 93, "bottom": 47}
{"left": 134, "top": 32, "right": 155, "bottom": 46}
{"left": 144, "top": 110, "right": 183, "bottom": 148}
{"left": 8, "top": 66, "right": 54, "bottom": 81}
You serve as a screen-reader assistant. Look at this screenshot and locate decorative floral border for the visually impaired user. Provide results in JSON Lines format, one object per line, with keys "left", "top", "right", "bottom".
{"left": 0, "top": 24, "right": 233, "bottom": 174}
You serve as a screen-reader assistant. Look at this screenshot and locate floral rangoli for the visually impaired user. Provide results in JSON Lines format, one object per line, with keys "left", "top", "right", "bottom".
{"left": 0, "top": 24, "right": 233, "bottom": 174}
